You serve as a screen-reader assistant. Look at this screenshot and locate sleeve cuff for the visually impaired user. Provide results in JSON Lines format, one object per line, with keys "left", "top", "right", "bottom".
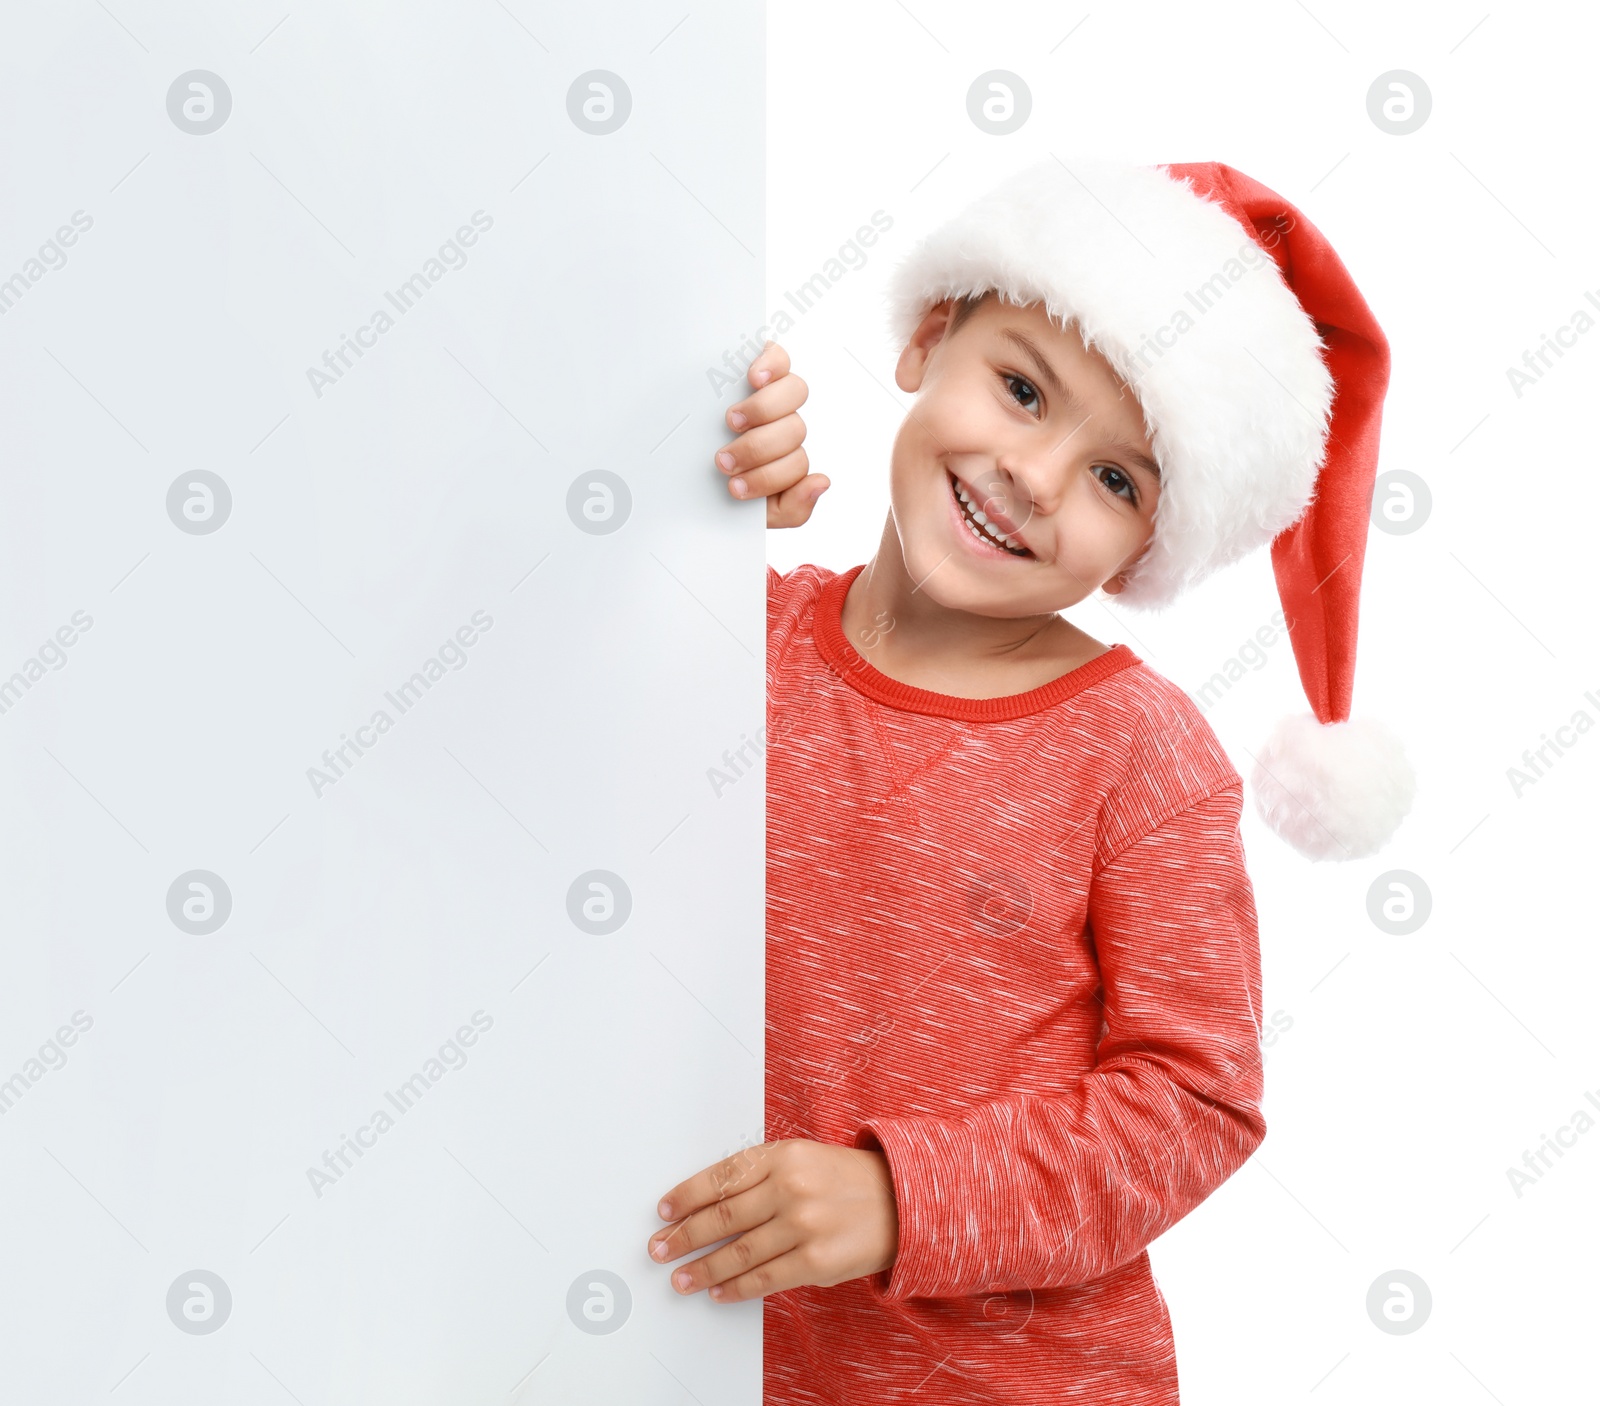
{"left": 852, "top": 1115, "right": 987, "bottom": 1301}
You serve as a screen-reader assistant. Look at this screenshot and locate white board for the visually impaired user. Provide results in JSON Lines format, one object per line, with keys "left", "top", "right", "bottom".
{"left": 0, "top": 3, "right": 765, "bottom": 1401}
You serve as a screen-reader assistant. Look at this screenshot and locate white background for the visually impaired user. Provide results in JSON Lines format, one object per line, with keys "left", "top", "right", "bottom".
{"left": 0, "top": 1, "right": 764, "bottom": 1402}
{"left": 767, "top": 2, "right": 1597, "bottom": 1401}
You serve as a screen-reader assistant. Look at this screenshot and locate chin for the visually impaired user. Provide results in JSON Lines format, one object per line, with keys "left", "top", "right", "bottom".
{"left": 898, "top": 532, "right": 1026, "bottom": 617}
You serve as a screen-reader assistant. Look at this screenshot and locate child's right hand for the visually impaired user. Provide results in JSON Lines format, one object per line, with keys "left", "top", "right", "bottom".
{"left": 716, "top": 342, "right": 830, "bottom": 528}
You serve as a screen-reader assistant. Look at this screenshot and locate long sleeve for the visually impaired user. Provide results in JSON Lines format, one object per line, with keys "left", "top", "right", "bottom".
{"left": 851, "top": 779, "right": 1267, "bottom": 1301}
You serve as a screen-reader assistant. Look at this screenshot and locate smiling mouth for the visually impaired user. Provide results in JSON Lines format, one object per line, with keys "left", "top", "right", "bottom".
{"left": 948, "top": 470, "right": 1032, "bottom": 557}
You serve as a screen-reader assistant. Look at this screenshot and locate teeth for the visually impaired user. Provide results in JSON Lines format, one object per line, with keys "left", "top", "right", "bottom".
{"left": 951, "top": 475, "right": 1027, "bottom": 554}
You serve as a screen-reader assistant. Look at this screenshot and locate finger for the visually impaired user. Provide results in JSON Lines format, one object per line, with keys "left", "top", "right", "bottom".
{"left": 729, "top": 446, "right": 809, "bottom": 503}
{"left": 746, "top": 341, "right": 789, "bottom": 391}
{"left": 673, "top": 1218, "right": 800, "bottom": 1299}
{"left": 766, "top": 473, "right": 829, "bottom": 528}
{"left": 716, "top": 413, "right": 805, "bottom": 476}
{"left": 650, "top": 1178, "right": 775, "bottom": 1265}
{"left": 706, "top": 1245, "right": 817, "bottom": 1304}
{"left": 656, "top": 1142, "right": 779, "bottom": 1226}
{"left": 726, "top": 371, "right": 807, "bottom": 432}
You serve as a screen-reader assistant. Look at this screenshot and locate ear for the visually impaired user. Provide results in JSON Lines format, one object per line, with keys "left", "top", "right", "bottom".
{"left": 895, "top": 300, "right": 957, "bottom": 394}
{"left": 1101, "top": 525, "right": 1159, "bottom": 598}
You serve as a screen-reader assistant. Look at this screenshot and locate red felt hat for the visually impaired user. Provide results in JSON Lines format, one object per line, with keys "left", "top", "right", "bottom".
{"left": 886, "top": 157, "right": 1418, "bottom": 860}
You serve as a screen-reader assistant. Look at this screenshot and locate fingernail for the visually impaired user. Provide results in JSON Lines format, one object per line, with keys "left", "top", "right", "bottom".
{"left": 753, "top": 368, "right": 770, "bottom": 386}
{"left": 650, "top": 1239, "right": 669, "bottom": 1260}
{"left": 658, "top": 1200, "right": 673, "bottom": 1219}
{"left": 709, "top": 1286, "right": 724, "bottom": 1300}
{"left": 730, "top": 479, "right": 747, "bottom": 498}
{"left": 716, "top": 451, "right": 735, "bottom": 471}
{"left": 727, "top": 410, "right": 747, "bottom": 429}
{"left": 674, "top": 1270, "right": 692, "bottom": 1291}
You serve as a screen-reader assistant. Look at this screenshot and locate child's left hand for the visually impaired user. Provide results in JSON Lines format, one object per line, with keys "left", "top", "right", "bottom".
{"left": 647, "top": 1139, "right": 899, "bottom": 1302}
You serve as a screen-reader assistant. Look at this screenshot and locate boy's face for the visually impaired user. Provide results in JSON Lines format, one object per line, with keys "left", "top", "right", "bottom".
{"left": 889, "top": 294, "right": 1161, "bottom": 618}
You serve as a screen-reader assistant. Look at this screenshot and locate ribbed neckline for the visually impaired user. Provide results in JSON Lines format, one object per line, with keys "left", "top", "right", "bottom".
{"left": 812, "top": 564, "right": 1141, "bottom": 722}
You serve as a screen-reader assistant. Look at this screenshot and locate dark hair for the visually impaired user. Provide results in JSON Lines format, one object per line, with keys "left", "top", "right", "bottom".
{"left": 944, "top": 291, "right": 993, "bottom": 339}
{"left": 945, "top": 291, "right": 1078, "bottom": 347}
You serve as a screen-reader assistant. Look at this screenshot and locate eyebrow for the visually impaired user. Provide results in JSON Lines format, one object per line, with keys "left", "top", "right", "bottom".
{"left": 997, "top": 327, "right": 1162, "bottom": 483}
{"left": 1104, "top": 440, "right": 1163, "bottom": 483}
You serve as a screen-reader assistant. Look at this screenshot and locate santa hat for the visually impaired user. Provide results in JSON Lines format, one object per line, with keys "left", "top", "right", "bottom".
{"left": 884, "top": 156, "right": 1416, "bottom": 862}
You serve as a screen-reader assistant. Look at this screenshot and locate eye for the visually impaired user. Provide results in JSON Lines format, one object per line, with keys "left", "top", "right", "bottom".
{"left": 1095, "top": 464, "right": 1139, "bottom": 506}
{"left": 999, "top": 371, "right": 1042, "bottom": 417}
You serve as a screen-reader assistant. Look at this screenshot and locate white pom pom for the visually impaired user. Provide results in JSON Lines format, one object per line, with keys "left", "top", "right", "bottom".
{"left": 1250, "top": 712, "right": 1417, "bottom": 862}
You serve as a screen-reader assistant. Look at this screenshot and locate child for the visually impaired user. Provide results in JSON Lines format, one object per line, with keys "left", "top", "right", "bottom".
{"left": 647, "top": 158, "right": 1417, "bottom": 1403}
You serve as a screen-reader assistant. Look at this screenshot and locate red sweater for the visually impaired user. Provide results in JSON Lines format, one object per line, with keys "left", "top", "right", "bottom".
{"left": 764, "top": 563, "right": 1267, "bottom": 1405}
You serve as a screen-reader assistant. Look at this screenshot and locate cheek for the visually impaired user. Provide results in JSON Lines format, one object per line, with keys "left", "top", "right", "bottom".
{"left": 889, "top": 406, "right": 956, "bottom": 499}
{"left": 887, "top": 418, "right": 925, "bottom": 492}
{"left": 1050, "top": 479, "right": 1138, "bottom": 556}
{"left": 903, "top": 380, "right": 998, "bottom": 456}
{"left": 927, "top": 385, "right": 998, "bottom": 447}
